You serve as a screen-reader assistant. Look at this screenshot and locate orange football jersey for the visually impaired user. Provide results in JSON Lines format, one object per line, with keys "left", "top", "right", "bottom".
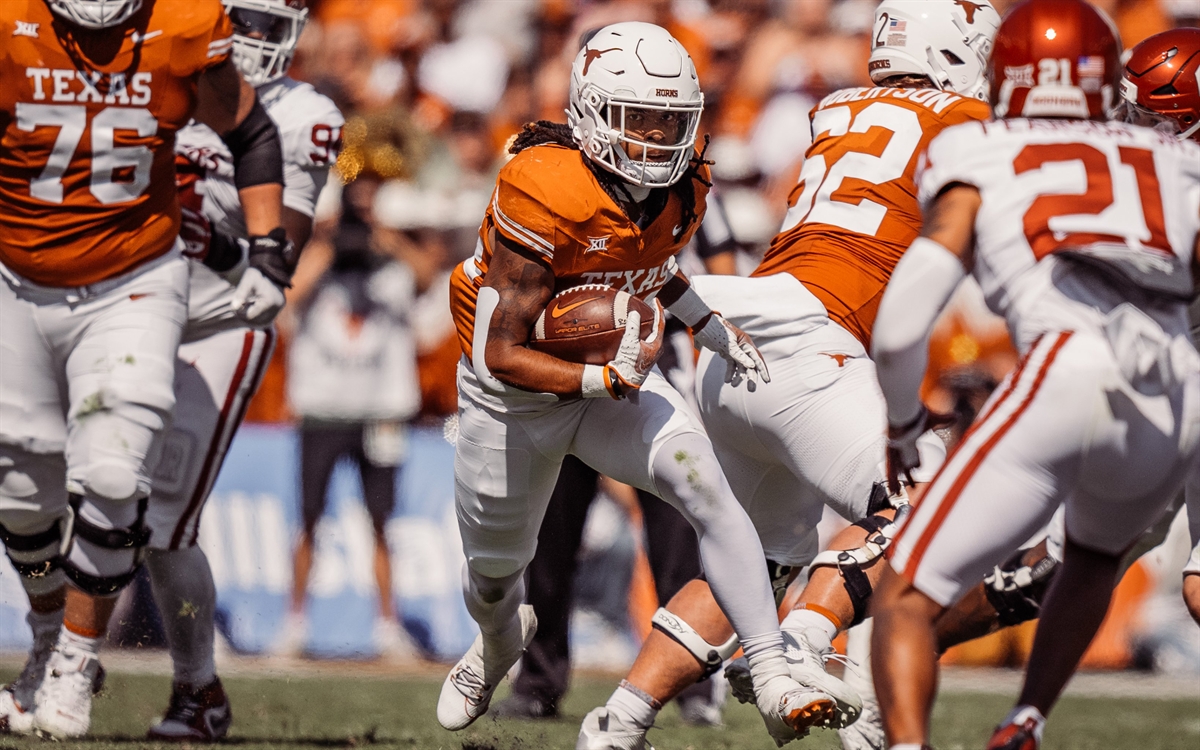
{"left": 0, "top": 0, "right": 233, "bottom": 287}
{"left": 753, "top": 87, "right": 990, "bottom": 350}
{"left": 450, "top": 143, "right": 709, "bottom": 361}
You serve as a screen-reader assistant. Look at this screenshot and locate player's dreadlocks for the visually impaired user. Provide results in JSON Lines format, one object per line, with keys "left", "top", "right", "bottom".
{"left": 508, "top": 121, "right": 712, "bottom": 241}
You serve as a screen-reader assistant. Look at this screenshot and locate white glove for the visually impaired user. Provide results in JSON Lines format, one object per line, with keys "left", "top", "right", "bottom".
{"left": 230, "top": 266, "right": 287, "bottom": 326}
{"left": 692, "top": 312, "right": 770, "bottom": 388}
{"left": 581, "top": 301, "right": 665, "bottom": 399}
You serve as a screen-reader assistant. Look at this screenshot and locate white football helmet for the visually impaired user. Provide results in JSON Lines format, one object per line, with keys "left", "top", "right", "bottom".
{"left": 223, "top": 0, "right": 308, "bottom": 87}
{"left": 567, "top": 22, "right": 703, "bottom": 189}
{"left": 44, "top": 0, "right": 143, "bottom": 28}
{"left": 868, "top": 0, "right": 1000, "bottom": 101}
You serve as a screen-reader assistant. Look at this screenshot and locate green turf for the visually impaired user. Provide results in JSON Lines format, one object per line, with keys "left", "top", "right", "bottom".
{"left": 0, "top": 669, "right": 1197, "bottom": 750}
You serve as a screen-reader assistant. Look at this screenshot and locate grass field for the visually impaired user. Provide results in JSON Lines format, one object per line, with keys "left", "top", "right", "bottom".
{"left": 2, "top": 666, "right": 1198, "bottom": 750}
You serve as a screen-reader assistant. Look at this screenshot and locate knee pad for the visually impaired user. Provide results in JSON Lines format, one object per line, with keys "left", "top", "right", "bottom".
{"left": 809, "top": 504, "right": 909, "bottom": 628}
{"left": 61, "top": 493, "right": 150, "bottom": 596}
{"left": 983, "top": 544, "right": 1060, "bottom": 626}
{"left": 651, "top": 607, "right": 740, "bottom": 680}
{"left": 0, "top": 517, "right": 67, "bottom": 595}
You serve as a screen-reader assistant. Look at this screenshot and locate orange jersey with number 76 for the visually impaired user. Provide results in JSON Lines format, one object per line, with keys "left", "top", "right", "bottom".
{"left": 0, "top": 0, "right": 233, "bottom": 287}
{"left": 753, "top": 87, "right": 989, "bottom": 350}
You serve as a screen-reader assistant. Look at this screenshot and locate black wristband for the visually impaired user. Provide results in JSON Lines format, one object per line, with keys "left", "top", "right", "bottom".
{"left": 247, "top": 227, "right": 296, "bottom": 288}
{"left": 222, "top": 96, "right": 284, "bottom": 190}
{"left": 203, "top": 230, "right": 243, "bottom": 273}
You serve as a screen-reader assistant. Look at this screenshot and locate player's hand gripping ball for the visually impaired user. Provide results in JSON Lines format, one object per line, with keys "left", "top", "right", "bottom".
{"left": 530, "top": 284, "right": 656, "bottom": 365}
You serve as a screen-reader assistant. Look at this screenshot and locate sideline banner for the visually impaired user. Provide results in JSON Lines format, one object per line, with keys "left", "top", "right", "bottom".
{"left": 0, "top": 424, "right": 477, "bottom": 661}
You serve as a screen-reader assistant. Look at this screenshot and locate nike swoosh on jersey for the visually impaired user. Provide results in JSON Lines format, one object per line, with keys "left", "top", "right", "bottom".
{"left": 551, "top": 297, "right": 603, "bottom": 318}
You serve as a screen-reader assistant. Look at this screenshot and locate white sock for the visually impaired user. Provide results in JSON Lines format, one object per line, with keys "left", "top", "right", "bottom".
{"left": 146, "top": 547, "right": 217, "bottom": 689}
{"left": 889, "top": 744, "right": 924, "bottom": 750}
{"left": 781, "top": 608, "right": 839, "bottom": 648}
{"left": 59, "top": 626, "right": 100, "bottom": 658}
{"left": 606, "top": 683, "right": 659, "bottom": 730}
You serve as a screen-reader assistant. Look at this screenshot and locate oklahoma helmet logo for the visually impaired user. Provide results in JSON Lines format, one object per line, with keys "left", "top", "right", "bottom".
{"left": 587, "top": 236, "right": 609, "bottom": 253}
{"left": 954, "top": 0, "right": 986, "bottom": 23}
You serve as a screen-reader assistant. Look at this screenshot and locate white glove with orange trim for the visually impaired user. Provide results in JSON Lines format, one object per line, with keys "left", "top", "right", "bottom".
{"left": 581, "top": 301, "right": 665, "bottom": 399}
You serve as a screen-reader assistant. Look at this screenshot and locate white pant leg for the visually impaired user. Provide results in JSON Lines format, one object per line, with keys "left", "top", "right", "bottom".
{"left": 571, "top": 371, "right": 784, "bottom": 642}
{"left": 893, "top": 330, "right": 1200, "bottom": 607}
{"left": 147, "top": 327, "right": 275, "bottom": 550}
{"left": 453, "top": 367, "right": 579, "bottom": 581}
{"left": 697, "top": 316, "right": 943, "bottom": 564}
{"left": 0, "top": 275, "right": 67, "bottom": 455}
{"left": 59, "top": 255, "right": 189, "bottom": 503}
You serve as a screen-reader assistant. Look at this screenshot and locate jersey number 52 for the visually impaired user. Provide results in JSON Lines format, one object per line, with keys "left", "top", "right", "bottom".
{"left": 780, "top": 102, "right": 923, "bottom": 237}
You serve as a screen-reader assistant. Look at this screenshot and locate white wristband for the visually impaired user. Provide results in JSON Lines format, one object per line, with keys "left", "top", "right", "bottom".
{"left": 666, "top": 283, "right": 711, "bottom": 328}
{"left": 581, "top": 364, "right": 610, "bottom": 399}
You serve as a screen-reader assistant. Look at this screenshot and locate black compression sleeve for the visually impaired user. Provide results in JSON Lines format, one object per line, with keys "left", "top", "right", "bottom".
{"left": 221, "top": 96, "right": 283, "bottom": 190}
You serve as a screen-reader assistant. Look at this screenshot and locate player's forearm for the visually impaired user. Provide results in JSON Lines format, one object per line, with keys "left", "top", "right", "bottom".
{"left": 483, "top": 340, "right": 587, "bottom": 397}
{"left": 239, "top": 183, "right": 284, "bottom": 237}
{"left": 658, "top": 272, "right": 712, "bottom": 327}
{"left": 872, "top": 237, "right": 965, "bottom": 427}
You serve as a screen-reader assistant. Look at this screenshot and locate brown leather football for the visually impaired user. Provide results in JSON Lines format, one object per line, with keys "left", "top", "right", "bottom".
{"left": 529, "top": 284, "right": 655, "bottom": 365}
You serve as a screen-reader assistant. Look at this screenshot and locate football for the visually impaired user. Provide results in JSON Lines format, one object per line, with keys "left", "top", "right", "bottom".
{"left": 529, "top": 284, "right": 655, "bottom": 365}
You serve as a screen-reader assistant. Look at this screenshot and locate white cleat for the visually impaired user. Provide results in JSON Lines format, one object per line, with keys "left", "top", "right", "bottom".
{"left": 755, "top": 673, "right": 838, "bottom": 747}
{"left": 32, "top": 645, "right": 101, "bottom": 738}
{"left": 837, "top": 695, "right": 886, "bottom": 750}
{"left": 436, "top": 604, "right": 537, "bottom": 731}
{"left": 782, "top": 626, "right": 862, "bottom": 729}
{"left": 0, "top": 688, "right": 36, "bottom": 735}
{"left": 576, "top": 706, "right": 653, "bottom": 750}
{"left": 0, "top": 622, "right": 60, "bottom": 735}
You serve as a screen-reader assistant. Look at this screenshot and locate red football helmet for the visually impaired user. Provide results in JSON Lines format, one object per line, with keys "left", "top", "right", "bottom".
{"left": 1118, "top": 28, "right": 1200, "bottom": 142}
{"left": 989, "top": 0, "right": 1122, "bottom": 121}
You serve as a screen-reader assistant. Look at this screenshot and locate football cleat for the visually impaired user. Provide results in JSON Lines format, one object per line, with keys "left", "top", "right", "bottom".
{"left": 781, "top": 627, "right": 862, "bottom": 728}
{"left": 986, "top": 705, "right": 1046, "bottom": 750}
{"left": 436, "top": 604, "right": 537, "bottom": 731}
{"left": 755, "top": 673, "right": 836, "bottom": 745}
{"left": 726, "top": 627, "right": 863, "bottom": 733}
{"left": 0, "top": 621, "right": 61, "bottom": 735}
{"left": 837, "top": 695, "right": 886, "bottom": 750}
{"left": 576, "top": 706, "right": 654, "bottom": 750}
{"left": 32, "top": 645, "right": 102, "bottom": 738}
{"left": 147, "top": 677, "right": 233, "bottom": 742}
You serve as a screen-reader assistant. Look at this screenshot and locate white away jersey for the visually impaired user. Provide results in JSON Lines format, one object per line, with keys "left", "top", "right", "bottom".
{"left": 177, "top": 76, "right": 343, "bottom": 340}
{"left": 919, "top": 119, "right": 1200, "bottom": 351}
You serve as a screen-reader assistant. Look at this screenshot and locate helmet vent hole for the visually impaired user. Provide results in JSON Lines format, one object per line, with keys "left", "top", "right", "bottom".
{"left": 941, "top": 50, "right": 965, "bottom": 66}
{"left": 1152, "top": 83, "right": 1179, "bottom": 95}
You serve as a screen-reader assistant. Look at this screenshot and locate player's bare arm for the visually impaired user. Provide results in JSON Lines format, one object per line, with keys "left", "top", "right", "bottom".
{"left": 480, "top": 235, "right": 588, "bottom": 397}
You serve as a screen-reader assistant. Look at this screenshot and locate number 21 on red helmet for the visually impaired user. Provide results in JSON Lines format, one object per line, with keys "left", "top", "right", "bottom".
{"left": 989, "top": 0, "right": 1122, "bottom": 121}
